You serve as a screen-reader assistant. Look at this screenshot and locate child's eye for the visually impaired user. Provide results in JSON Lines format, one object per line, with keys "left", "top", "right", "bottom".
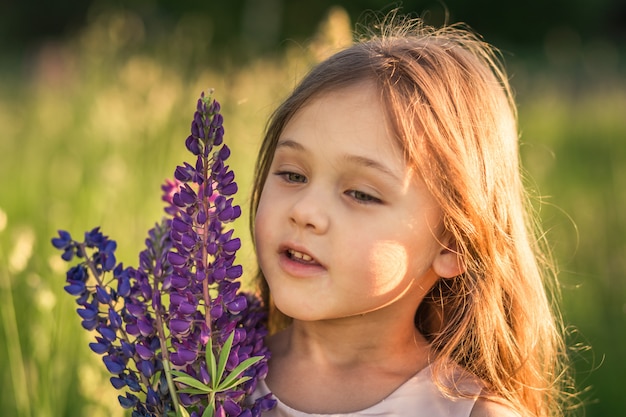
{"left": 275, "top": 171, "right": 307, "bottom": 183}
{"left": 345, "top": 190, "right": 382, "bottom": 204}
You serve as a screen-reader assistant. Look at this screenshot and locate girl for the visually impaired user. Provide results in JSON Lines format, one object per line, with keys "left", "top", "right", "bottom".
{"left": 248, "top": 15, "right": 573, "bottom": 417}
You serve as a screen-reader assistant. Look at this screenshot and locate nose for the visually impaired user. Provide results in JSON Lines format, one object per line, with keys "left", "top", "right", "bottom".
{"left": 288, "top": 187, "right": 330, "bottom": 234}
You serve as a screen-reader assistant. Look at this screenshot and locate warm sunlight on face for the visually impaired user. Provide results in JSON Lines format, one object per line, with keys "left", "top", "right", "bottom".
{"left": 254, "top": 81, "right": 447, "bottom": 323}
{"left": 366, "top": 240, "right": 409, "bottom": 297}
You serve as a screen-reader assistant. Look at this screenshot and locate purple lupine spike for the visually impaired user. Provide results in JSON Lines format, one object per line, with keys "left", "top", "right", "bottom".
{"left": 53, "top": 91, "right": 274, "bottom": 417}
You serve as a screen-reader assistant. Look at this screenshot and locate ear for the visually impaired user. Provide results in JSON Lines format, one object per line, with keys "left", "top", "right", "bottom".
{"left": 432, "top": 235, "right": 466, "bottom": 279}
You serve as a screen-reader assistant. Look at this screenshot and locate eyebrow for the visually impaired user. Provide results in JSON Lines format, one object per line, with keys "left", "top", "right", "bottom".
{"left": 276, "top": 138, "right": 401, "bottom": 182}
{"left": 276, "top": 138, "right": 306, "bottom": 152}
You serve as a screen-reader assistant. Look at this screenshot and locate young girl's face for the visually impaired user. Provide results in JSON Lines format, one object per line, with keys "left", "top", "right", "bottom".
{"left": 255, "top": 82, "right": 453, "bottom": 323}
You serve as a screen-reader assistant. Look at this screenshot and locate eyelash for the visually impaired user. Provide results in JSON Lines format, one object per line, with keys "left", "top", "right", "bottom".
{"left": 274, "top": 171, "right": 307, "bottom": 183}
{"left": 273, "top": 171, "right": 383, "bottom": 205}
{"left": 345, "top": 190, "right": 382, "bottom": 205}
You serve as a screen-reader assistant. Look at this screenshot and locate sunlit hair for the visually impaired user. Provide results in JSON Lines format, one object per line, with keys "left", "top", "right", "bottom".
{"left": 250, "top": 14, "right": 575, "bottom": 417}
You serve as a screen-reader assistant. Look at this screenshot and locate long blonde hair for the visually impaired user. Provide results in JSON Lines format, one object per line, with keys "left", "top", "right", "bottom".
{"left": 250, "top": 15, "right": 574, "bottom": 417}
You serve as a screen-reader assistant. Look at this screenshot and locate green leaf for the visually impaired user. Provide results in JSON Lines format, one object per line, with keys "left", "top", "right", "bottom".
{"left": 206, "top": 338, "right": 217, "bottom": 389}
{"left": 176, "top": 388, "right": 212, "bottom": 395}
{"left": 216, "top": 331, "right": 235, "bottom": 385}
{"left": 178, "top": 403, "right": 191, "bottom": 417}
{"left": 218, "top": 355, "right": 264, "bottom": 389}
{"left": 171, "top": 371, "right": 212, "bottom": 393}
{"left": 217, "top": 376, "right": 252, "bottom": 392}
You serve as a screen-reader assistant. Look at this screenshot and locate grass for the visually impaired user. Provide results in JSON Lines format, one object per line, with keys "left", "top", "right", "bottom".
{"left": 0, "top": 8, "right": 624, "bottom": 416}
{"left": 518, "top": 79, "right": 626, "bottom": 415}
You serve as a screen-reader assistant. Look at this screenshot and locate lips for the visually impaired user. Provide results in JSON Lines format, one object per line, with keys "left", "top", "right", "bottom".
{"left": 278, "top": 243, "right": 325, "bottom": 272}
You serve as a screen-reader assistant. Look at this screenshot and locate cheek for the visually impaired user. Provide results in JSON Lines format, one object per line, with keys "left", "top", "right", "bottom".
{"left": 360, "top": 236, "right": 439, "bottom": 296}
{"left": 254, "top": 196, "right": 273, "bottom": 255}
{"left": 364, "top": 240, "right": 409, "bottom": 294}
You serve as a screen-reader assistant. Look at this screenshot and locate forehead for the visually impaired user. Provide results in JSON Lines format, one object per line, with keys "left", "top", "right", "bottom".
{"left": 281, "top": 81, "right": 400, "bottom": 151}
{"left": 276, "top": 82, "right": 413, "bottom": 179}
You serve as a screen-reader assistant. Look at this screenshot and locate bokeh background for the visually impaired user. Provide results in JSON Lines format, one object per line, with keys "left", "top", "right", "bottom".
{"left": 1, "top": 1, "right": 624, "bottom": 415}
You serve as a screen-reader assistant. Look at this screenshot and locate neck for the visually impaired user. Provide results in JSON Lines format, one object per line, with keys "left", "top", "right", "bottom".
{"left": 264, "top": 310, "right": 434, "bottom": 414}
{"left": 272, "top": 313, "right": 432, "bottom": 373}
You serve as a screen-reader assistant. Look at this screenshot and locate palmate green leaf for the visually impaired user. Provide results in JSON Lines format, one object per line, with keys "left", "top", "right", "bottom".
{"left": 170, "top": 370, "right": 212, "bottom": 393}
{"left": 169, "top": 332, "right": 265, "bottom": 417}
{"left": 217, "top": 355, "right": 264, "bottom": 390}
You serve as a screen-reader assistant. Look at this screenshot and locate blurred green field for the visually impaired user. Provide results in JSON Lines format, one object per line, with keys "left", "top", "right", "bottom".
{"left": 0, "top": 8, "right": 624, "bottom": 417}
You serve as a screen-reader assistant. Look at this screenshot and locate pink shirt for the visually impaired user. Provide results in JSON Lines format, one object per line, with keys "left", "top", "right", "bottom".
{"left": 251, "top": 363, "right": 482, "bottom": 417}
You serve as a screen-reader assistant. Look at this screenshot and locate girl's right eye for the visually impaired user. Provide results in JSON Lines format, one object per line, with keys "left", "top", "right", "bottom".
{"left": 274, "top": 171, "right": 307, "bottom": 184}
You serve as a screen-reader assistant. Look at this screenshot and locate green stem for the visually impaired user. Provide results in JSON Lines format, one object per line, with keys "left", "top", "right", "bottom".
{"left": 207, "top": 391, "right": 216, "bottom": 417}
{"left": 154, "top": 294, "right": 182, "bottom": 416}
{"left": 161, "top": 352, "right": 182, "bottom": 417}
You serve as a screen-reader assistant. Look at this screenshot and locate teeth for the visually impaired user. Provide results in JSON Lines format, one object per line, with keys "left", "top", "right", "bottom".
{"left": 288, "top": 249, "right": 313, "bottom": 262}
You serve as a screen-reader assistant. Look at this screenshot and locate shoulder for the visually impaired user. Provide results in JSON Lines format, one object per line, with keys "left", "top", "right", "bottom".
{"left": 469, "top": 397, "right": 521, "bottom": 417}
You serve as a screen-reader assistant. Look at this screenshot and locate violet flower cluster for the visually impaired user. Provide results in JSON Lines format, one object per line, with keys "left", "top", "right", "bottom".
{"left": 52, "top": 91, "right": 276, "bottom": 417}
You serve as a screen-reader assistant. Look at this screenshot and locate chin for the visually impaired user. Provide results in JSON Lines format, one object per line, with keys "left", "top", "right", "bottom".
{"left": 273, "top": 302, "right": 323, "bottom": 322}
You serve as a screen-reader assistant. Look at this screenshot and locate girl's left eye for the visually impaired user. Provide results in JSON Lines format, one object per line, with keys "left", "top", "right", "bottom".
{"left": 345, "top": 190, "right": 382, "bottom": 204}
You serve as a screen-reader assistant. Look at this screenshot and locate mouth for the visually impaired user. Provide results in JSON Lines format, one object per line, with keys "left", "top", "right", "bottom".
{"left": 286, "top": 248, "right": 315, "bottom": 263}
{"left": 277, "top": 244, "right": 326, "bottom": 276}
{"left": 280, "top": 244, "right": 322, "bottom": 267}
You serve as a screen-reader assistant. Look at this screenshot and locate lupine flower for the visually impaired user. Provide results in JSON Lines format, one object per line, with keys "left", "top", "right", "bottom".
{"left": 52, "top": 91, "right": 275, "bottom": 417}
